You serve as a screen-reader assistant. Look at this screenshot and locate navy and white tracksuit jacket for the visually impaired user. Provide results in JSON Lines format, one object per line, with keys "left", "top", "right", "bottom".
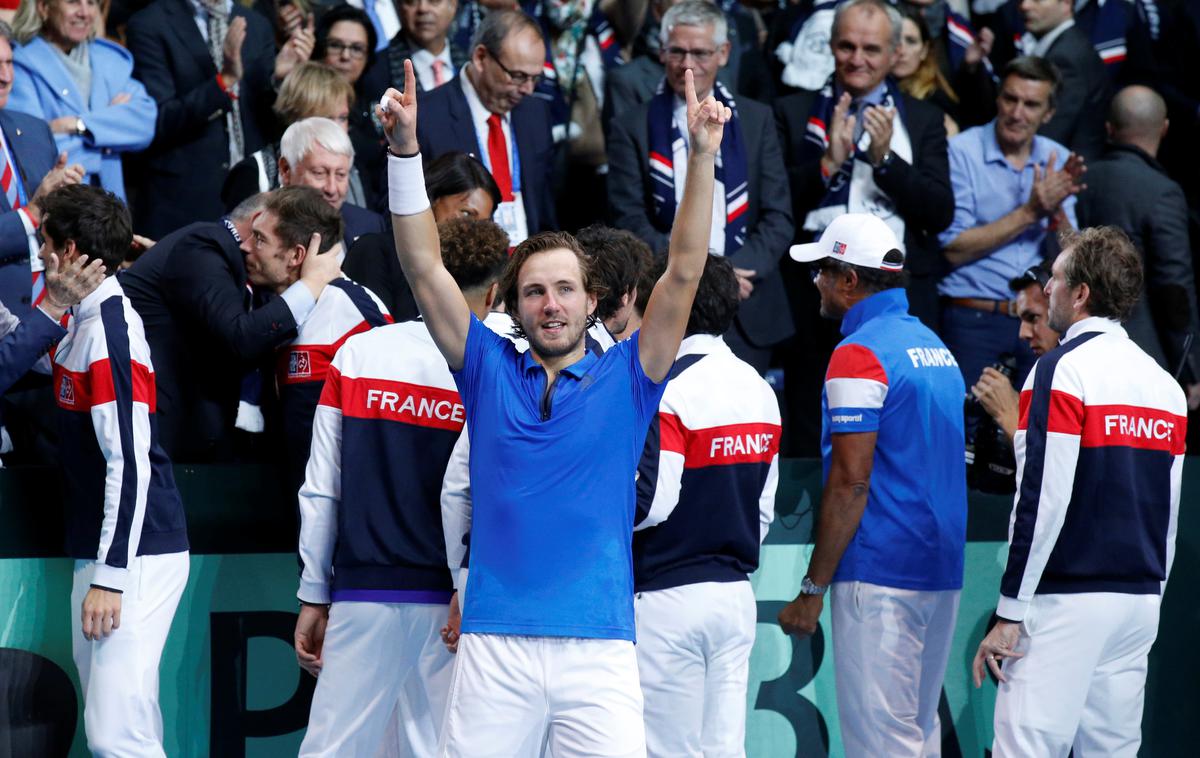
{"left": 297, "top": 320, "right": 462, "bottom": 605}
{"left": 277, "top": 278, "right": 390, "bottom": 489}
{"left": 52, "top": 276, "right": 188, "bottom": 591}
{"left": 999, "top": 316, "right": 1186, "bottom": 622}
{"left": 633, "top": 334, "right": 780, "bottom": 592}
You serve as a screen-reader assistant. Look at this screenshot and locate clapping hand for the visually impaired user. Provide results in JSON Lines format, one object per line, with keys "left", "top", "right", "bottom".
{"left": 822, "top": 92, "right": 856, "bottom": 174}
{"left": 1027, "top": 151, "right": 1086, "bottom": 218}
{"left": 376, "top": 60, "right": 420, "bottom": 155}
{"left": 964, "top": 27, "right": 994, "bottom": 68}
{"left": 275, "top": 13, "right": 315, "bottom": 81}
{"left": 862, "top": 105, "right": 895, "bottom": 166}
{"left": 684, "top": 69, "right": 731, "bottom": 157}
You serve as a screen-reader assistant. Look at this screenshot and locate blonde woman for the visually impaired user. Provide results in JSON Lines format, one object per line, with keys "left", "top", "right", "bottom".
{"left": 9, "top": 0, "right": 155, "bottom": 199}
{"left": 893, "top": 7, "right": 961, "bottom": 137}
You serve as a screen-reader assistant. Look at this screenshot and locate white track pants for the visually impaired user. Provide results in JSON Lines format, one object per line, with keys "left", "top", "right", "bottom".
{"left": 634, "top": 581, "right": 756, "bottom": 758}
{"left": 71, "top": 551, "right": 189, "bottom": 758}
{"left": 831, "top": 581, "right": 960, "bottom": 758}
{"left": 992, "top": 592, "right": 1161, "bottom": 758}
{"left": 300, "top": 601, "right": 453, "bottom": 757}
{"left": 441, "top": 633, "right": 646, "bottom": 758}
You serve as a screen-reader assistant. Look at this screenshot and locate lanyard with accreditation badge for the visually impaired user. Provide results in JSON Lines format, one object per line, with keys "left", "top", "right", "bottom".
{"left": 475, "top": 122, "right": 525, "bottom": 244}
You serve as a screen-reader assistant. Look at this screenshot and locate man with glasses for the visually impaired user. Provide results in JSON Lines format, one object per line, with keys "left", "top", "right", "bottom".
{"left": 416, "top": 7, "right": 555, "bottom": 245}
{"left": 608, "top": 0, "right": 794, "bottom": 373}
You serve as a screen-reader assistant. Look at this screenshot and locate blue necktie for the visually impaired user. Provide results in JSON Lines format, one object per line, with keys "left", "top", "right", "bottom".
{"left": 361, "top": 0, "right": 388, "bottom": 51}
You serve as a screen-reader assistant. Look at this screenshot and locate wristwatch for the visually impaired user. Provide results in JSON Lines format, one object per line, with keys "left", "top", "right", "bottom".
{"left": 74, "top": 117, "right": 87, "bottom": 137}
{"left": 800, "top": 576, "right": 828, "bottom": 596}
{"left": 874, "top": 150, "right": 895, "bottom": 172}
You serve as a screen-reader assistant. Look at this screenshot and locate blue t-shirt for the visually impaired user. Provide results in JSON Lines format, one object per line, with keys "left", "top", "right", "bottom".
{"left": 821, "top": 289, "right": 967, "bottom": 590}
{"left": 452, "top": 316, "right": 667, "bottom": 640}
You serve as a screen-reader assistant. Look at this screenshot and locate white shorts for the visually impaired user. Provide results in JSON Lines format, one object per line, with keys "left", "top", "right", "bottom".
{"left": 441, "top": 633, "right": 646, "bottom": 758}
{"left": 992, "top": 592, "right": 1161, "bottom": 758}
{"left": 635, "top": 581, "right": 756, "bottom": 758}
{"left": 71, "top": 551, "right": 189, "bottom": 758}
{"left": 831, "top": 581, "right": 960, "bottom": 758}
{"left": 300, "top": 601, "right": 454, "bottom": 757}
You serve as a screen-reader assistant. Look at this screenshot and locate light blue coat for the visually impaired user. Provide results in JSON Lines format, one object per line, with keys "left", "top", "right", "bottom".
{"left": 9, "top": 36, "right": 156, "bottom": 200}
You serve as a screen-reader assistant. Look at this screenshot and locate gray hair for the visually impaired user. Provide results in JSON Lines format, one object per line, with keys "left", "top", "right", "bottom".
{"left": 660, "top": 0, "right": 728, "bottom": 47}
{"left": 229, "top": 193, "right": 267, "bottom": 223}
{"left": 831, "top": 0, "right": 902, "bottom": 52}
{"left": 0, "top": 20, "right": 13, "bottom": 43}
{"left": 280, "top": 117, "right": 354, "bottom": 169}
{"left": 471, "top": 7, "right": 543, "bottom": 56}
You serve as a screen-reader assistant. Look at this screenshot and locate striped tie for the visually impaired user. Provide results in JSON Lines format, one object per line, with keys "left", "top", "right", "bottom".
{"left": 1, "top": 143, "right": 42, "bottom": 305}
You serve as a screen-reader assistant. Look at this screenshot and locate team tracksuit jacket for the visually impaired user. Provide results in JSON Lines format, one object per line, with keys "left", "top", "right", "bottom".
{"left": 297, "top": 320, "right": 461, "bottom": 605}
{"left": 277, "top": 278, "right": 391, "bottom": 491}
{"left": 633, "top": 334, "right": 781, "bottom": 591}
{"left": 999, "top": 317, "right": 1186, "bottom": 622}
{"left": 52, "top": 276, "right": 188, "bottom": 591}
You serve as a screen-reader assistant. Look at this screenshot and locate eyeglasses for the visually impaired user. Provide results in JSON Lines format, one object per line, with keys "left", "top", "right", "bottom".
{"left": 484, "top": 47, "right": 544, "bottom": 87}
{"left": 327, "top": 40, "right": 369, "bottom": 59}
{"left": 664, "top": 46, "right": 717, "bottom": 63}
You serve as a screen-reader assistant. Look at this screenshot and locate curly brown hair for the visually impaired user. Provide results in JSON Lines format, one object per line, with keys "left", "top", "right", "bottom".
{"left": 437, "top": 218, "right": 510, "bottom": 293}
{"left": 1057, "top": 226, "right": 1144, "bottom": 322}
{"left": 497, "top": 231, "right": 608, "bottom": 338}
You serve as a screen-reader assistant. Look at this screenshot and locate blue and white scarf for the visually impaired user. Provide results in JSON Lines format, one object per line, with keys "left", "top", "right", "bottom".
{"left": 799, "top": 76, "right": 912, "bottom": 245}
{"left": 647, "top": 80, "right": 748, "bottom": 253}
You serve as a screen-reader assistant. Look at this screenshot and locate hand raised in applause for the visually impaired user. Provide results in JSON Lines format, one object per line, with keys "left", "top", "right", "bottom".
{"left": 275, "top": 13, "right": 315, "bottom": 81}
{"left": 821, "top": 93, "right": 856, "bottom": 177}
{"left": 221, "top": 16, "right": 248, "bottom": 84}
{"left": 1026, "top": 151, "right": 1086, "bottom": 218}
{"left": 862, "top": 105, "right": 895, "bottom": 166}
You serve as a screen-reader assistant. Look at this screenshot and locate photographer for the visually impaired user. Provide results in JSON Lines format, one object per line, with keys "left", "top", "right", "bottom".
{"left": 970, "top": 263, "right": 1061, "bottom": 443}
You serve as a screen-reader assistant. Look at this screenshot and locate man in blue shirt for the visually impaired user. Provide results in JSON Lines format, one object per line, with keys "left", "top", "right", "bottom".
{"left": 938, "top": 56, "right": 1084, "bottom": 390}
{"left": 780, "top": 213, "right": 967, "bottom": 757}
{"left": 377, "top": 61, "right": 724, "bottom": 757}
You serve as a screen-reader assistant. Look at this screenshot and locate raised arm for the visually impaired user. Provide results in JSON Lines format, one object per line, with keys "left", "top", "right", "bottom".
{"left": 638, "top": 70, "right": 728, "bottom": 382}
{"left": 378, "top": 61, "right": 471, "bottom": 370}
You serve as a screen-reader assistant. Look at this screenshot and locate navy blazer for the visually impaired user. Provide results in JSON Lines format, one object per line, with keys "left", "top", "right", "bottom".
{"left": 122, "top": 221, "right": 298, "bottom": 461}
{"left": 126, "top": 0, "right": 278, "bottom": 238}
{"left": 342, "top": 202, "right": 386, "bottom": 249}
{"left": 0, "top": 109, "right": 57, "bottom": 316}
{"left": 416, "top": 78, "right": 557, "bottom": 234}
{"left": 607, "top": 95, "right": 796, "bottom": 347}
{"left": 0, "top": 308, "right": 65, "bottom": 396}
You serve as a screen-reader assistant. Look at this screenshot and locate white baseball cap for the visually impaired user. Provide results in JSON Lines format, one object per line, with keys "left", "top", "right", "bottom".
{"left": 789, "top": 213, "right": 905, "bottom": 271}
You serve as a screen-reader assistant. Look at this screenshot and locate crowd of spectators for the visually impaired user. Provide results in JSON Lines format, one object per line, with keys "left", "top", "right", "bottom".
{"left": 2, "top": 0, "right": 1200, "bottom": 469}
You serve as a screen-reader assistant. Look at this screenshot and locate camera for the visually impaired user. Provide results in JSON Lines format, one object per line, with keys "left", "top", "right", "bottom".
{"left": 964, "top": 354, "right": 1017, "bottom": 494}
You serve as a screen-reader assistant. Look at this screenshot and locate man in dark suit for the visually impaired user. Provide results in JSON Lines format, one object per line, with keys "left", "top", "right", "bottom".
{"left": 773, "top": 0, "right": 953, "bottom": 453}
{"left": 415, "top": 7, "right": 555, "bottom": 244}
{"left": 1015, "top": 0, "right": 1109, "bottom": 158}
{"left": 0, "top": 25, "right": 85, "bottom": 317}
{"left": 371, "top": 0, "right": 468, "bottom": 93}
{"left": 607, "top": 0, "right": 794, "bottom": 372}
{"left": 126, "top": 0, "right": 285, "bottom": 238}
{"left": 279, "top": 117, "right": 385, "bottom": 248}
{"left": 1076, "top": 85, "right": 1200, "bottom": 405}
{"left": 121, "top": 195, "right": 341, "bottom": 461}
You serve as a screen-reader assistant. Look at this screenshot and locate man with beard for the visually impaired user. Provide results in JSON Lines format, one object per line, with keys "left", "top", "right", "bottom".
{"left": 974, "top": 227, "right": 1186, "bottom": 756}
{"left": 379, "top": 56, "right": 723, "bottom": 756}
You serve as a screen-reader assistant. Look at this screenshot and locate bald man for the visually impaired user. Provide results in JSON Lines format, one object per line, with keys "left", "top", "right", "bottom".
{"left": 1077, "top": 85, "right": 1200, "bottom": 409}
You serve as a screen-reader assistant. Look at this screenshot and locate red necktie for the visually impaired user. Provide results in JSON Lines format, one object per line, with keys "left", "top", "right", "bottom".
{"left": 432, "top": 58, "right": 446, "bottom": 87}
{"left": 486, "top": 114, "right": 514, "bottom": 202}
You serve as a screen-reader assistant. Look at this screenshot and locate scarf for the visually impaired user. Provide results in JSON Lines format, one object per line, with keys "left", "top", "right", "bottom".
{"left": 647, "top": 80, "right": 748, "bottom": 254}
{"left": 536, "top": 1, "right": 624, "bottom": 137}
{"left": 47, "top": 40, "right": 92, "bottom": 101}
{"left": 800, "top": 76, "right": 912, "bottom": 247}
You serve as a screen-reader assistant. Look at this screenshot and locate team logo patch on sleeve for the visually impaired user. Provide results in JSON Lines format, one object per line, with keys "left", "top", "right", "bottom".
{"left": 58, "top": 374, "right": 75, "bottom": 407}
{"left": 288, "top": 350, "right": 312, "bottom": 379}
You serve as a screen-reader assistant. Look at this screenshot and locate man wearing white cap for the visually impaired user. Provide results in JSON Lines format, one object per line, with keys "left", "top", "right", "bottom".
{"left": 778, "top": 212, "right": 968, "bottom": 757}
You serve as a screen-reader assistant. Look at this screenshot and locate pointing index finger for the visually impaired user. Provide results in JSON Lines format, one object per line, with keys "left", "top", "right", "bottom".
{"left": 404, "top": 59, "right": 417, "bottom": 105}
{"left": 684, "top": 68, "right": 698, "bottom": 112}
